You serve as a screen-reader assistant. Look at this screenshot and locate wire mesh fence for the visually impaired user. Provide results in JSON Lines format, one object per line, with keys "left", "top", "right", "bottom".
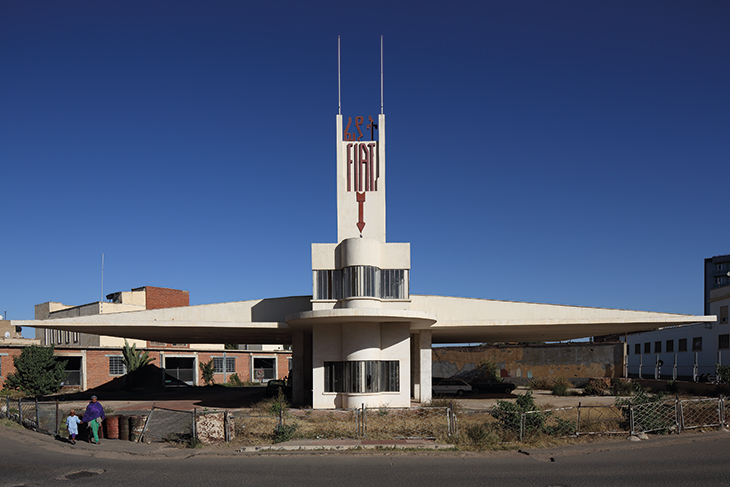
{"left": 139, "top": 406, "right": 194, "bottom": 444}
{"left": 679, "top": 398, "right": 723, "bottom": 431}
{"left": 2, "top": 395, "right": 728, "bottom": 446}
{"left": 362, "top": 407, "right": 453, "bottom": 440}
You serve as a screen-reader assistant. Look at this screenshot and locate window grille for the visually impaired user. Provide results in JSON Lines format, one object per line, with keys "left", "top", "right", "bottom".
{"left": 109, "top": 356, "right": 126, "bottom": 375}
{"left": 213, "top": 357, "right": 235, "bottom": 374}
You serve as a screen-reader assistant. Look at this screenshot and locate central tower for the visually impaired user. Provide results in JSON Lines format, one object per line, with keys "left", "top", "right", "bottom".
{"left": 286, "top": 39, "right": 435, "bottom": 409}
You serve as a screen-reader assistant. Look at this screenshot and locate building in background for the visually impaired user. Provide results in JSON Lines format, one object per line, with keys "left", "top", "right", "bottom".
{"left": 13, "top": 286, "right": 290, "bottom": 392}
{"left": 625, "top": 256, "right": 730, "bottom": 380}
{"left": 705, "top": 254, "right": 730, "bottom": 315}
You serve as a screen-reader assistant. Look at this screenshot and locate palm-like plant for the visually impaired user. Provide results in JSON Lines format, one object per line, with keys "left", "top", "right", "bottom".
{"left": 122, "top": 340, "right": 155, "bottom": 373}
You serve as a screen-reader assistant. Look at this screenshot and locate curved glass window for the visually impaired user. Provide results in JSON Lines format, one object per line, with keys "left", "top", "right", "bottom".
{"left": 324, "top": 360, "right": 399, "bottom": 393}
{"left": 314, "top": 267, "right": 409, "bottom": 300}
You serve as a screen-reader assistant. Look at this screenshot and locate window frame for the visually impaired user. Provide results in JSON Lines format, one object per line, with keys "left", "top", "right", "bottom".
{"left": 108, "top": 356, "right": 126, "bottom": 376}
{"left": 213, "top": 356, "right": 236, "bottom": 374}
{"left": 323, "top": 360, "right": 400, "bottom": 393}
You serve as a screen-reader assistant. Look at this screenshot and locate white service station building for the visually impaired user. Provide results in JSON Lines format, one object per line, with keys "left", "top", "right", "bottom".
{"left": 13, "top": 105, "right": 713, "bottom": 409}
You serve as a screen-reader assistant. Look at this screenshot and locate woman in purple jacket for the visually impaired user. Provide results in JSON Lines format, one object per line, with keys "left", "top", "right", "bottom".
{"left": 81, "top": 395, "right": 105, "bottom": 444}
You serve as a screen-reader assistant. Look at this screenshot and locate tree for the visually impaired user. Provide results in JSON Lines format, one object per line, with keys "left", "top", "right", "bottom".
{"left": 122, "top": 340, "right": 155, "bottom": 389}
{"left": 716, "top": 364, "right": 730, "bottom": 384}
{"left": 199, "top": 359, "right": 215, "bottom": 386}
{"left": 121, "top": 340, "right": 155, "bottom": 373}
{"left": 2, "top": 345, "right": 67, "bottom": 397}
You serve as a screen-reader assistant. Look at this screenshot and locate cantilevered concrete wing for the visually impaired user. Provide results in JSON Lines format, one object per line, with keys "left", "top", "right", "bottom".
{"left": 12, "top": 294, "right": 714, "bottom": 345}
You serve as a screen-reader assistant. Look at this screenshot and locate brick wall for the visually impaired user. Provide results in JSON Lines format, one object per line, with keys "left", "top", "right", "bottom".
{"left": 1, "top": 346, "right": 292, "bottom": 391}
{"left": 0, "top": 348, "right": 23, "bottom": 389}
{"left": 433, "top": 343, "right": 624, "bottom": 386}
{"left": 144, "top": 286, "right": 189, "bottom": 310}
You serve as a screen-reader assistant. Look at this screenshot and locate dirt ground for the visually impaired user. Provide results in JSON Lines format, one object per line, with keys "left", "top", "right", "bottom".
{"left": 47, "top": 385, "right": 619, "bottom": 415}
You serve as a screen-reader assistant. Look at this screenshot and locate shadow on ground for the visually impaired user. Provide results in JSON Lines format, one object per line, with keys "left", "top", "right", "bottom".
{"left": 43, "top": 385, "right": 270, "bottom": 410}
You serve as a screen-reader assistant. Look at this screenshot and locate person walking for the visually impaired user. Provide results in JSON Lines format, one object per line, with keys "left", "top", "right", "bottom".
{"left": 65, "top": 410, "right": 82, "bottom": 444}
{"left": 81, "top": 395, "right": 105, "bottom": 444}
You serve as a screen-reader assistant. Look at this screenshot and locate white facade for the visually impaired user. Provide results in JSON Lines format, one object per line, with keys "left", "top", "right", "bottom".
{"left": 625, "top": 285, "right": 730, "bottom": 380}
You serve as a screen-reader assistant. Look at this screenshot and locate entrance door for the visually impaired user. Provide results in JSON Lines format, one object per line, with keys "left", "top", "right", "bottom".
{"left": 164, "top": 357, "right": 195, "bottom": 386}
{"left": 253, "top": 357, "right": 276, "bottom": 382}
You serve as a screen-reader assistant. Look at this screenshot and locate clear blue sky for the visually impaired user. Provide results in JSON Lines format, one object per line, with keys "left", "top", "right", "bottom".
{"left": 1, "top": 1, "right": 728, "bottom": 339}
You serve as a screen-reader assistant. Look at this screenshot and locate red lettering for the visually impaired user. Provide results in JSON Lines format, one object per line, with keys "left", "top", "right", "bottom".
{"left": 346, "top": 143, "right": 353, "bottom": 192}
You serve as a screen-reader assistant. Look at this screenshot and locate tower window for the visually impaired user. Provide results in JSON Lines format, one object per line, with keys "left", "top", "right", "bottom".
{"left": 314, "top": 267, "right": 409, "bottom": 300}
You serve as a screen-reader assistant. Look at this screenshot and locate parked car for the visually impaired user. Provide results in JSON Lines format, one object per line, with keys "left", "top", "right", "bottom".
{"left": 265, "top": 379, "right": 291, "bottom": 397}
{"left": 432, "top": 378, "right": 472, "bottom": 396}
{"left": 469, "top": 377, "right": 516, "bottom": 394}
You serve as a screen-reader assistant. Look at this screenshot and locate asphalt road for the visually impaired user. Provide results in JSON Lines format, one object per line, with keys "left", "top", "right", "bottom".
{"left": 2, "top": 425, "right": 729, "bottom": 487}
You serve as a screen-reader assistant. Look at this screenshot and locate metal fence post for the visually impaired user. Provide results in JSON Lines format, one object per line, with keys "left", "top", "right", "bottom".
{"left": 192, "top": 408, "right": 197, "bottom": 442}
{"left": 629, "top": 403, "right": 635, "bottom": 436}
{"left": 361, "top": 403, "right": 366, "bottom": 438}
{"left": 519, "top": 412, "right": 525, "bottom": 442}
{"left": 56, "top": 400, "right": 60, "bottom": 436}
{"left": 18, "top": 398, "right": 22, "bottom": 425}
{"left": 35, "top": 398, "right": 39, "bottom": 431}
{"left": 720, "top": 396, "right": 725, "bottom": 428}
{"left": 676, "top": 395, "right": 683, "bottom": 434}
{"left": 576, "top": 402, "right": 581, "bottom": 437}
{"left": 224, "top": 411, "right": 229, "bottom": 443}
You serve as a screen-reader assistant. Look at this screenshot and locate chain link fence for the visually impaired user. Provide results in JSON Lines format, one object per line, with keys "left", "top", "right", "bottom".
{"left": 2, "top": 395, "right": 728, "bottom": 447}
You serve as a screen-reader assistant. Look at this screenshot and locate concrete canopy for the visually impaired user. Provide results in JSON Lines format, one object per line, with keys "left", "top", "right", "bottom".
{"left": 12, "top": 294, "right": 714, "bottom": 345}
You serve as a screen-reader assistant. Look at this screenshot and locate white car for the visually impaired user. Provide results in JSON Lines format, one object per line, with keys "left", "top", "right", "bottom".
{"left": 432, "top": 378, "right": 472, "bottom": 396}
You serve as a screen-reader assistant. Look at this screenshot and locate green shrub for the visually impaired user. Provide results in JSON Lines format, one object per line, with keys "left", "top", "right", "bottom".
{"left": 583, "top": 378, "right": 611, "bottom": 396}
{"left": 199, "top": 359, "right": 215, "bottom": 386}
{"left": 491, "top": 391, "right": 546, "bottom": 433}
{"left": 716, "top": 364, "right": 730, "bottom": 384}
{"left": 2, "top": 345, "right": 67, "bottom": 397}
{"left": 528, "top": 378, "right": 553, "bottom": 390}
{"left": 228, "top": 373, "right": 243, "bottom": 386}
{"left": 273, "top": 423, "right": 298, "bottom": 443}
{"left": 477, "top": 357, "right": 501, "bottom": 380}
{"left": 610, "top": 378, "right": 634, "bottom": 396}
{"left": 551, "top": 377, "right": 571, "bottom": 396}
{"left": 464, "top": 424, "right": 499, "bottom": 449}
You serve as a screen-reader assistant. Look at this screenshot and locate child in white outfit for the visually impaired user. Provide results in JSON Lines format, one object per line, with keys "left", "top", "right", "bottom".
{"left": 66, "top": 410, "right": 82, "bottom": 444}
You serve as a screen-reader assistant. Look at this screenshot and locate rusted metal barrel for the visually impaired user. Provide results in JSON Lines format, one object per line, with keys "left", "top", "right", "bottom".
{"left": 104, "top": 415, "right": 120, "bottom": 439}
{"left": 118, "top": 415, "right": 130, "bottom": 441}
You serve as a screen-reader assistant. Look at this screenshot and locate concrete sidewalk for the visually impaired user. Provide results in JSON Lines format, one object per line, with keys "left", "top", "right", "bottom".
{"left": 236, "top": 438, "right": 454, "bottom": 452}
{"left": 4, "top": 424, "right": 453, "bottom": 456}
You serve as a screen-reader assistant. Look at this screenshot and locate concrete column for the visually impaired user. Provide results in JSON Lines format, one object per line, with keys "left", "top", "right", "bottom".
{"left": 411, "top": 334, "right": 420, "bottom": 400}
{"left": 419, "top": 331, "right": 432, "bottom": 403}
{"left": 291, "top": 330, "right": 305, "bottom": 407}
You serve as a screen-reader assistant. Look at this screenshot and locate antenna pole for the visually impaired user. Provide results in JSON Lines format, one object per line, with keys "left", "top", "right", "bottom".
{"left": 338, "top": 36, "right": 342, "bottom": 115}
{"left": 101, "top": 253, "right": 104, "bottom": 303}
{"left": 380, "top": 35, "right": 384, "bottom": 114}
